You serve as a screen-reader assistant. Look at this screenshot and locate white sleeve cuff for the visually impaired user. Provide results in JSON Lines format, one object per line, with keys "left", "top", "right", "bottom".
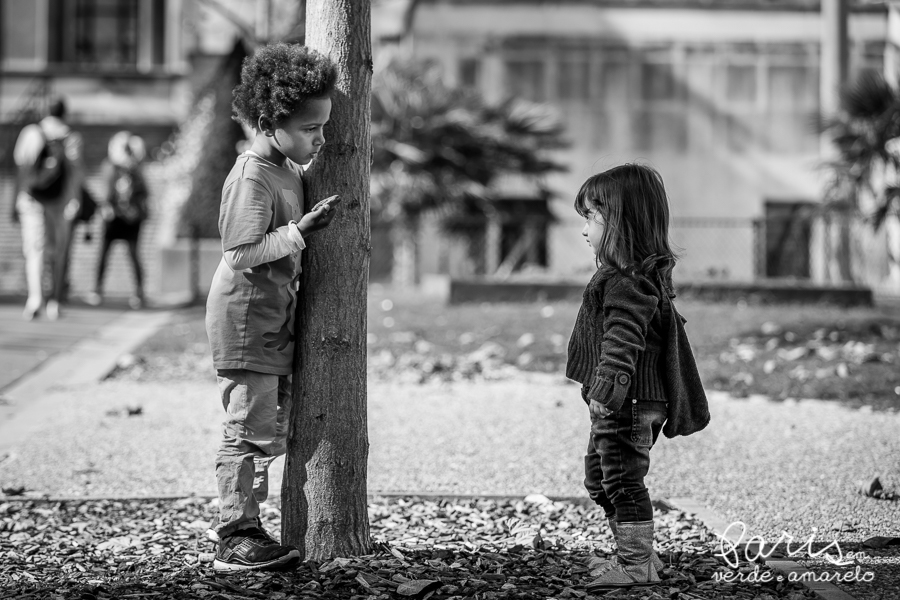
{"left": 288, "top": 221, "right": 306, "bottom": 251}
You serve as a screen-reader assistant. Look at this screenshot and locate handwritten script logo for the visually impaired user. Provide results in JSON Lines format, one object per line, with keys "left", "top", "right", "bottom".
{"left": 716, "top": 521, "right": 853, "bottom": 568}
{"left": 712, "top": 522, "right": 873, "bottom": 585}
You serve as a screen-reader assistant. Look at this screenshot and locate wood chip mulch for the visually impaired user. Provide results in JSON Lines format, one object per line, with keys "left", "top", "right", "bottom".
{"left": 0, "top": 495, "right": 816, "bottom": 600}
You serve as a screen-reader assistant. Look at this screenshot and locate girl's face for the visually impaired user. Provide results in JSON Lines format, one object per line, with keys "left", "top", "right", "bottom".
{"left": 581, "top": 203, "right": 605, "bottom": 256}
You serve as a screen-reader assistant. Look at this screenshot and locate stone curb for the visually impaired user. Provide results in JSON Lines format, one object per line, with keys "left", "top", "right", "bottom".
{"left": 664, "top": 497, "right": 858, "bottom": 600}
{"left": 0, "top": 491, "right": 676, "bottom": 510}
{"left": 0, "top": 310, "right": 174, "bottom": 465}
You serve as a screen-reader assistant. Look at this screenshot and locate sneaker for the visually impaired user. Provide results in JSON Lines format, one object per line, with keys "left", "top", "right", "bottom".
{"left": 45, "top": 300, "right": 60, "bottom": 321}
{"left": 207, "top": 516, "right": 277, "bottom": 544}
{"left": 22, "top": 301, "right": 40, "bottom": 321}
{"left": 213, "top": 527, "right": 300, "bottom": 572}
{"left": 85, "top": 292, "right": 102, "bottom": 306}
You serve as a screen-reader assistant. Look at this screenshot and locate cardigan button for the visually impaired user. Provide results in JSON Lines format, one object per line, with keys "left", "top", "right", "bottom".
{"left": 618, "top": 374, "right": 629, "bottom": 385}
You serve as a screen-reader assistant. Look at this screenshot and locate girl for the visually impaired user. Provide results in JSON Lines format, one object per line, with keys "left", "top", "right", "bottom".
{"left": 566, "top": 163, "right": 680, "bottom": 590}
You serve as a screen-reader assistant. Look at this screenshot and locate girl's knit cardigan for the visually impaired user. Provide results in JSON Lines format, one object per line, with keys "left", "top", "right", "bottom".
{"left": 566, "top": 269, "right": 666, "bottom": 413}
{"left": 566, "top": 268, "right": 710, "bottom": 438}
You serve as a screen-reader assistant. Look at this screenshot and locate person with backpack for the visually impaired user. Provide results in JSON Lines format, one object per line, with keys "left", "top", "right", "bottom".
{"left": 85, "top": 131, "right": 149, "bottom": 309}
{"left": 11, "top": 97, "right": 84, "bottom": 321}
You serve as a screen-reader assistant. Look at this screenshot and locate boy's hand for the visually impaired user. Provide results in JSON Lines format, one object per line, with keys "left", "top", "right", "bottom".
{"left": 589, "top": 399, "right": 612, "bottom": 420}
{"left": 297, "top": 195, "right": 341, "bottom": 235}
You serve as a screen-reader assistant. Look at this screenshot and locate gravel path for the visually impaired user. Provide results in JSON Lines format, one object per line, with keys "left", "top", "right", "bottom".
{"left": 2, "top": 374, "right": 898, "bottom": 597}
{"left": 1, "top": 374, "right": 897, "bottom": 542}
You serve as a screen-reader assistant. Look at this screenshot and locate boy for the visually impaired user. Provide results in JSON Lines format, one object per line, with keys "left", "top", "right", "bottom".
{"left": 205, "top": 43, "right": 340, "bottom": 572}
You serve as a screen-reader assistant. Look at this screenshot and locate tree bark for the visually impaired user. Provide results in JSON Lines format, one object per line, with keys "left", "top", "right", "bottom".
{"left": 831, "top": 212, "right": 855, "bottom": 283}
{"left": 283, "top": 0, "right": 372, "bottom": 561}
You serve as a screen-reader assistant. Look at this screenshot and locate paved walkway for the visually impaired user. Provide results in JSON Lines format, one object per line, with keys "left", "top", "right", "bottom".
{"left": 0, "top": 302, "right": 173, "bottom": 462}
{"left": 0, "top": 300, "right": 126, "bottom": 392}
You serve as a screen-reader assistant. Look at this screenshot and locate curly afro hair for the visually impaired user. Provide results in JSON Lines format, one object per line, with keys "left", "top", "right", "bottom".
{"left": 232, "top": 43, "right": 338, "bottom": 129}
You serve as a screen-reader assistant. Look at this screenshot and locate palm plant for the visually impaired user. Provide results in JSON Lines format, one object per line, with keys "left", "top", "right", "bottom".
{"left": 820, "top": 71, "right": 900, "bottom": 285}
{"left": 371, "top": 59, "right": 568, "bottom": 286}
{"left": 821, "top": 71, "right": 900, "bottom": 229}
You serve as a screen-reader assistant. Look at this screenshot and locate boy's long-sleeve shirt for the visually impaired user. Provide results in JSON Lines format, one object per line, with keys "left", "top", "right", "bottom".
{"left": 205, "top": 153, "right": 306, "bottom": 376}
{"left": 224, "top": 222, "right": 305, "bottom": 271}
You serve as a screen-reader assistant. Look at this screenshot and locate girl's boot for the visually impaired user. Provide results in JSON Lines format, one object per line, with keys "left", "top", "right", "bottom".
{"left": 586, "top": 518, "right": 620, "bottom": 574}
{"left": 611, "top": 518, "right": 666, "bottom": 573}
{"left": 586, "top": 520, "right": 660, "bottom": 590}
{"left": 589, "top": 518, "right": 665, "bottom": 576}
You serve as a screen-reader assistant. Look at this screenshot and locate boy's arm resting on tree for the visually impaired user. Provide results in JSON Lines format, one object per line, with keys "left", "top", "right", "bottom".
{"left": 296, "top": 197, "right": 340, "bottom": 235}
{"left": 224, "top": 223, "right": 306, "bottom": 271}
{"left": 586, "top": 276, "right": 659, "bottom": 413}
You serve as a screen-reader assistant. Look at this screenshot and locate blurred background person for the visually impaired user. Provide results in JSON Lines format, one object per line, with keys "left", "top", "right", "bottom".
{"left": 10, "top": 96, "right": 84, "bottom": 321}
{"left": 86, "top": 131, "right": 149, "bottom": 309}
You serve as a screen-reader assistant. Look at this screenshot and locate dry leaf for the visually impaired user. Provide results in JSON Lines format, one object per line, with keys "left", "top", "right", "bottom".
{"left": 396, "top": 579, "right": 441, "bottom": 596}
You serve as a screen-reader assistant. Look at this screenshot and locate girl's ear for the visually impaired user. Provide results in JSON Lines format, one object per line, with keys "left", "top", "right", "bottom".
{"left": 258, "top": 116, "right": 275, "bottom": 137}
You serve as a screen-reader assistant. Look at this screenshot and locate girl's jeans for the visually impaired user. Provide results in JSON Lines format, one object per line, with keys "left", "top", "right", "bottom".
{"left": 583, "top": 396, "right": 667, "bottom": 523}
{"left": 215, "top": 369, "right": 292, "bottom": 539}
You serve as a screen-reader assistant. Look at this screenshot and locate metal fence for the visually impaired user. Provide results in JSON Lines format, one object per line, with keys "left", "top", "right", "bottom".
{"left": 371, "top": 216, "right": 900, "bottom": 302}
{"left": 672, "top": 215, "right": 899, "bottom": 298}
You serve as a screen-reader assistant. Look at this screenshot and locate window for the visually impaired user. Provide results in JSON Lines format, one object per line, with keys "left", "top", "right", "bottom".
{"left": 768, "top": 65, "right": 817, "bottom": 109}
{"left": 599, "top": 62, "right": 630, "bottom": 106}
{"left": 48, "top": 0, "right": 166, "bottom": 71}
{"left": 763, "top": 201, "right": 816, "bottom": 278}
{"left": 636, "top": 62, "right": 686, "bottom": 151}
{"left": 558, "top": 60, "right": 590, "bottom": 101}
{"left": 766, "top": 65, "right": 818, "bottom": 152}
{"left": 459, "top": 58, "right": 481, "bottom": 89}
{"left": 641, "top": 63, "right": 677, "bottom": 102}
{"left": 725, "top": 65, "right": 757, "bottom": 103}
{"left": 1, "top": 0, "right": 39, "bottom": 65}
{"left": 505, "top": 59, "right": 546, "bottom": 102}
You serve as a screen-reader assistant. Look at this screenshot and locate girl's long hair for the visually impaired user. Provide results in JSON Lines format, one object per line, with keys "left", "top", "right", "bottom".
{"left": 574, "top": 163, "right": 678, "bottom": 292}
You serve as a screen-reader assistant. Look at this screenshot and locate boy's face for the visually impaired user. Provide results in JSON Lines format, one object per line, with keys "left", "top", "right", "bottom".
{"left": 272, "top": 96, "right": 332, "bottom": 166}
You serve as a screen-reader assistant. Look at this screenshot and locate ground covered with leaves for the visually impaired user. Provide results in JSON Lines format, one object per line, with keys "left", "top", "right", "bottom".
{"left": 0, "top": 496, "right": 816, "bottom": 600}
{"left": 110, "top": 295, "right": 900, "bottom": 413}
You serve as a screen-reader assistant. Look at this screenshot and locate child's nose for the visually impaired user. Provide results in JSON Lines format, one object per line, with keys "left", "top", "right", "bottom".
{"left": 581, "top": 222, "right": 589, "bottom": 236}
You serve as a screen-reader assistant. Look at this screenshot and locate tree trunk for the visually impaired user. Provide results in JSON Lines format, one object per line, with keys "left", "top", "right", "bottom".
{"left": 826, "top": 210, "right": 854, "bottom": 284}
{"left": 283, "top": 0, "right": 372, "bottom": 561}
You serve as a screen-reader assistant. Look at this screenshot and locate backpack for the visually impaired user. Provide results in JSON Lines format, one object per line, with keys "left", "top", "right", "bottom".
{"left": 656, "top": 277, "right": 711, "bottom": 439}
{"left": 23, "top": 128, "right": 67, "bottom": 201}
{"left": 108, "top": 165, "right": 148, "bottom": 224}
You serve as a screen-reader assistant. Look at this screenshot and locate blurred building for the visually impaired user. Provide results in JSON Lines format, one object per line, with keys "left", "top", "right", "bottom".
{"left": 377, "top": 0, "right": 899, "bottom": 299}
{"left": 0, "top": 0, "right": 302, "bottom": 302}
{"left": 1, "top": 1, "right": 898, "bottom": 301}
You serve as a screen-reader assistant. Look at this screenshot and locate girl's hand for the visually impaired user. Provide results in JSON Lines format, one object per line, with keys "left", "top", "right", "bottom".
{"left": 590, "top": 399, "right": 612, "bottom": 419}
{"left": 297, "top": 196, "right": 341, "bottom": 235}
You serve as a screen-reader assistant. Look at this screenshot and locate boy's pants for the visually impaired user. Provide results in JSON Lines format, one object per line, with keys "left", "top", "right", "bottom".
{"left": 583, "top": 396, "right": 667, "bottom": 523}
{"left": 215, "top": 369, "right": 292, "bottom": 539}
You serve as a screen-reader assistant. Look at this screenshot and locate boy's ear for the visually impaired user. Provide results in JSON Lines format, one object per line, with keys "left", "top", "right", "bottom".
{"left": 258, "top": 116, "right": 275, "bottom": 137}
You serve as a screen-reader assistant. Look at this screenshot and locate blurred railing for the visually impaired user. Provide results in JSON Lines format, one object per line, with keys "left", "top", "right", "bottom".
{"left": 671, "top": 216, "right": 898, "bottom": 295}
{"left": 371, "top": 216, "right": 900, "bottom": 301}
